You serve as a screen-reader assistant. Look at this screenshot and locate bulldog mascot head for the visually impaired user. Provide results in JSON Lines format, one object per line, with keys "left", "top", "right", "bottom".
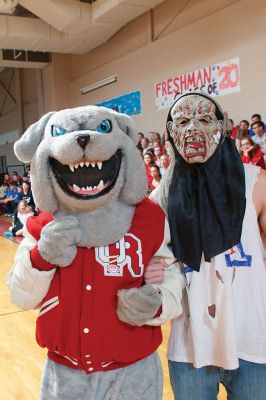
{"left": 14, "top": 106, "right": 147, "bottom": 247}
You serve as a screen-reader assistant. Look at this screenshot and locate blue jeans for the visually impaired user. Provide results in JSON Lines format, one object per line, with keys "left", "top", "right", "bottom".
{"left": 168, "top": 359, "right": 266, "bottom": 400}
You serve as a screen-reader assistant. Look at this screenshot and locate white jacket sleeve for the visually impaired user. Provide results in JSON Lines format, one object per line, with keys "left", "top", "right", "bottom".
{"left": 6, "top": 227, "right": 56, "bottom": 310}
{"left": 146, "top": 218, "right": 186, "bottom": 326}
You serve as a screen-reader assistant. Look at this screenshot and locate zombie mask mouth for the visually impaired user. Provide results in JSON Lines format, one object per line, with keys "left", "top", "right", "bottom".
{"left": 49, "top": 150, "right": 122, "bottom": 199}
{"left": 184, "top": 135, "right": 206, "bottom": 158}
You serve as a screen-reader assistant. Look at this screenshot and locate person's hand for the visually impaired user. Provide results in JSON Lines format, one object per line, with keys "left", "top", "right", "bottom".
{"left": 117, "top": 285, "right": 162, "bottom": 326}
{"left": 38, "top": 215, "right": 82, "bottom": 267}
{"left": 144, "top": 256, "right": 167, "bottom": 284}
{"left": 247, "top": 146, "right": 254, "bottom": 153}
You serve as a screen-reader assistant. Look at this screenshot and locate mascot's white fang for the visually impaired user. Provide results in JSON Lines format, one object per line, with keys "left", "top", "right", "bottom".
{"left": 7, "top": 105, "right": 185, "bottom": 400}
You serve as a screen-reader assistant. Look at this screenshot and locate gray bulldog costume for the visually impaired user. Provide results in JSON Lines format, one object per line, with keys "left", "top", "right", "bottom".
{"left": 7, "top": 106, "right": 185, "bottom": 399}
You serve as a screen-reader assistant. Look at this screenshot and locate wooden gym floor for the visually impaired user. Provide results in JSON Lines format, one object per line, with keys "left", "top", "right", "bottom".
{"left": 0, "top": 229, "right": 227, "bottom": 399}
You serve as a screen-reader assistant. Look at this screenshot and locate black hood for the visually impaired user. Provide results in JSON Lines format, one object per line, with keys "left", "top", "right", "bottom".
{"left": 166, "top": 94, "right": 246, "bottom": 271}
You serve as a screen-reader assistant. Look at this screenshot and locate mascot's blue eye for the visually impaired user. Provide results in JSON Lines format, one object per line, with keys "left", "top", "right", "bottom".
{"left": 96, "top": 119, "right": 112, "bottom": 134}
{"left": 52, "top": 125, "right": 67, "bottom": 137}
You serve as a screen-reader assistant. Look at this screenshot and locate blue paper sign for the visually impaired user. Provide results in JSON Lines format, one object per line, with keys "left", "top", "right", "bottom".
{"left": 97, "top": 90, "right": 142, "bottom": 116}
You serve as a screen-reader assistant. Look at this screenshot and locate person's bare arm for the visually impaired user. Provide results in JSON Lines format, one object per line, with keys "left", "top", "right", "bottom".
{"left": 253, "top": 169, "right": 266, "bottom": 241}
{"left": 4, "top": 196, "right": 15, "bottom": 203}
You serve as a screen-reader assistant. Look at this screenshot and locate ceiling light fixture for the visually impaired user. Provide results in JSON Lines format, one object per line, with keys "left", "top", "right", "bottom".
{"left": 80, "top": 75, "right": 117, "bottom": 95}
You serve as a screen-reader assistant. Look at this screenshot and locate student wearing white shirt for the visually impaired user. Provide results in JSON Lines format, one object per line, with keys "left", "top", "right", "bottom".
{"left": 147, "top": 92, "right": 266, "bottom": 400}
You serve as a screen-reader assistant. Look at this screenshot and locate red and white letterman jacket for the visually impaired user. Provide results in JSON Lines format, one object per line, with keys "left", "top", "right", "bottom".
{"left": 7, "top": 198, "right": 185, "bottom": 374}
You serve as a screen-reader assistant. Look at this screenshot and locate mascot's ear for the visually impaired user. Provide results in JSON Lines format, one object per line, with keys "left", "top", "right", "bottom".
{"left": 114, "top": 112, "right": 138, "bottom": 144}
{"left": 14, "top": 112, "right": 55, "bottom": 163}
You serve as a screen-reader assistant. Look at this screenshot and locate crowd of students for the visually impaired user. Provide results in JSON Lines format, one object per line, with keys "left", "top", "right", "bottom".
{"left": 137, "top": 131, "right": 171, "bottom": 193}
{"left": 0, "top": 167, "right": 36, "bottom": 237}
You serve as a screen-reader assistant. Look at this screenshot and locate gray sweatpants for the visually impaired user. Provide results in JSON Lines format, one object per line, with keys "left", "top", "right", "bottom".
{"left": 40, "top": 352, "right": 163, "bottom": 400}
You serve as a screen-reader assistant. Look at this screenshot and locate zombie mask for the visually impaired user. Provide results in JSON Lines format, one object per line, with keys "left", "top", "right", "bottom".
{"left": 167, "top": 94, "right": 223, "bottom": 163}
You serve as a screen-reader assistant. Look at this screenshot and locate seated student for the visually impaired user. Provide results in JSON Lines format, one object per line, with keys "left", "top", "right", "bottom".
{"left": 143, "top": 152, "right": 155, "bottom": 191}
{"left": 240, "top": 136, "right": 266, "bottom": 169}
{"left": 149, "top": 165, "right": 161, "bottom": 193}
{"left": 161, "top": 131, "right": 168, "bottom": 154}
{"left": 3, "top": 173, "right": 12, "bottom": 186}
{"left": 263, "top": 137, "right": 266, "bottom": 165}
{"left": 249, "top": 113, "right": 266, "bottom": 137}
{"left": 9, "top": 184, "right": 21, "bottom": 214}
{"left": 160, "top": 155, "right": 170, "bottom": 176}
{"left": 14, "top": 185, "right": 22, "bottom": 207}
{"left": 154, "top": 146, "right": 162, "bottom": 167}
{"left": 228, "top": 118, "right": 239, "bottom": 140}
{"left": 4, "top": 200, "right": 33, "bottom": 237}
{"left": 251, "top": 120, "right": 266, "bottom": 149}
{"left": 0, "top": 184, "right": 8, "bottom": 214}
{"left": 0, "top": 184, "right": 6, "bottom": 197}
{"left": 137, "top": 132, "right": 144, "bottom": 149}
{"left": 235, "top": 120, "right": 250, "bottom": 150}
{"left": 140, "top": 137, "right": 151, "bottom": 154}
{"left": 20, "top": 181, "right": 35, "bottom": 210}
{"left": 164, "top": 140, "right": 173, "bottom": 156}
{"left": 11, "top": 171, "right": 23, "bottom": 186}
{"left": 0, "top": 183, "right": 19, "bottom": 216}
{"left": 22, "top": 165, "right": 31, "bottom": 183}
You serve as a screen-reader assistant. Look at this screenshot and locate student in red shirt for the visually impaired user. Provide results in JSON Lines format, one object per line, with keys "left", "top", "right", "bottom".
{"left": 240, "top": 136, "right": 266, "bottom": 169}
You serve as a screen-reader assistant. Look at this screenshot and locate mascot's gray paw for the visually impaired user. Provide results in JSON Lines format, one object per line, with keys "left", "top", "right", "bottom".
{"left": 117, "top": 285, "right": 162, "bottom": 326}
{"left": 38, "top": 216, "right": 82, "bottom": 267}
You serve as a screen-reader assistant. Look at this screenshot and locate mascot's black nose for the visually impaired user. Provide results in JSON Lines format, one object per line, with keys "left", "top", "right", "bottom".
{"left": 75, "top": 134, "right": 91, "bottom": 149}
